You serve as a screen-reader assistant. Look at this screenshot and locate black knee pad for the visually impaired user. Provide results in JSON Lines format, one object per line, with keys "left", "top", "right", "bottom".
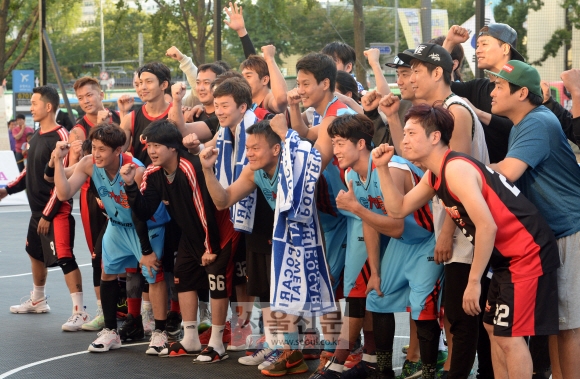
{"left": 58, "top": 257, "right": 78, "bottom": 275}
{"left": 345, "top": 297, "right": 366, "bottom": 318}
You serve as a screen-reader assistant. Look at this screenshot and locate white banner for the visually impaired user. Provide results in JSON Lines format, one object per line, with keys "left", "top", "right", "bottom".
{"left": 461, "top": 7, "right": 495, "bottom": 75}
{"left": 0, "top": 150, "right": 29, "bottom": 206}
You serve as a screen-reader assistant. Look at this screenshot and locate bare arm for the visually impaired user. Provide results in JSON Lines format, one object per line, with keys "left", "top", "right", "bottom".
{"left": 199, "top": 147, "right": 257, "bottom": 210}
{"left": 365, "top": 48, "right": 391, "bottom": 96}
{"left": 448, "top": 104, "right": 473, "bottom": 155}
{"left": 287, "top": 89, "right": 316, "bottom": 140}
{"left": 378, "top": 93, "right": 404, "bottom": 155}
{"left": 362, "top": 221, "right": 384, "bottom": 297}
{"left": 461, "top": 97, "right": 491, "bottom": 126}
{"left": 334, "top": 92, "right": 364, "bottom": 114}
{"left": 120, "top": 113, "right": 133, "bottom": 153}
{"left": 261, "top": 45, "right": 288, "bottom": 113}
{"left": 54, "top": 149, "right": 92, "bottom": 201}
{"left": 373, "top": 144, "right": 435, "bottom": 218}
{"left": 488, "top": 157, "right": 528, "bottom": 183}
{"left": 169, "top": 82, "right": 213, "bottom": 141}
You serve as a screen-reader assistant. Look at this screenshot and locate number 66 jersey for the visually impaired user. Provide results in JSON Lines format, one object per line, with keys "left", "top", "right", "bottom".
{"left": 429, "top": 150, "right": 560, "bottom": 284}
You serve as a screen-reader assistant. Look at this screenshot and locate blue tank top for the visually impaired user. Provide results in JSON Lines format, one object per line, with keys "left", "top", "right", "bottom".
{"left": 254, "top": 164, "right": 279, "bottom": 211}
{"left": 346, "top": 155, "right": 433, "bottom": 245}
{"left": 92, "top": 153, "right": 170, "bottom": 228}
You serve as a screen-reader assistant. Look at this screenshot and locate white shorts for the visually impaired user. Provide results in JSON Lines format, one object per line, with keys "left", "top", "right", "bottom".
{"left": 557, "top": 230, "right": 580, "bottom": 330}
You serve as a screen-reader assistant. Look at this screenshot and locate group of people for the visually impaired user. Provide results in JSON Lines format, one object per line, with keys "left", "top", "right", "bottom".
{"left": 2, "top": 3, "right": 580, "bottom": 379}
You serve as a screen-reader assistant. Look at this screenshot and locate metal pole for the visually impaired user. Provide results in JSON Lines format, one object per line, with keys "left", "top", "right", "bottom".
{"left": 100, "top": 0, "right": 105, "bottom": 73}
{"left": 214, "top": 0, "right": 222, "bottom": 61}
{"left": 394, "top": 0, "right": 399, "bottom": 56}
{"left": 42, "top": 30, "right": 75, "bottom": 126}
{"left": 138, "top": 33, "right": 144, "bottom": 67}
{"left": 39, "top": 0, "right": 47, "bottom": 85}
{"left": 420, "top": 0, "right": 431, "bottom": 43}
{"left": 475, "top": 0, "right": 485, "bottom": 78}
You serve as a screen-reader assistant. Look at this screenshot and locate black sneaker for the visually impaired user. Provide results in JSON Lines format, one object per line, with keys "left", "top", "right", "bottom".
{"left": 166, "top": 311, "right": 182, "bottom": 341}
{"left": 116, "top": 281, "right": 127, "bottom": 320}
{"left": 118, "top": 314, "right": 145, "bottom": 342}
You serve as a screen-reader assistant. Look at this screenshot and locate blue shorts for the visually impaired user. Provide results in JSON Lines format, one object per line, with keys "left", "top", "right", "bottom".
{"left": 323, "top": 216, "right": 347, "bottom": 294}
{"left": 101, "top": 222, "right": 165, "bottom": 284}
{"left": 366, "top": 234, "right": 444, "bottom": 320}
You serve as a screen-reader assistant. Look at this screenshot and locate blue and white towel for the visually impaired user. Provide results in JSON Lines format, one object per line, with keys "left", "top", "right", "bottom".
{"left": 271, "top": 130, "right": 337, "bottom": 317}
{"left": 215, "top": 110, "right": 258, "bottom": 233}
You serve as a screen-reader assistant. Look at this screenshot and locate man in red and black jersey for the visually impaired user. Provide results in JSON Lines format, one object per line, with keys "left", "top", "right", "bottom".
{"left": 124, "top": 119, "right": 236, "bottom": 363}
{"left": 374, "top": 103, "right": 560, "bottom": 379}
{"left": 0, "top": 86, "right": 87, "bottom": 331}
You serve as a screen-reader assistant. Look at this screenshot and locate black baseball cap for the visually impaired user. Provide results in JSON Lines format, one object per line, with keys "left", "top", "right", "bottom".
{"left": 397, "top": 43, "right": 454, "bottom": 73}
{"left": 385, "top": 50, "right": 412, "bottom": 69}
{"left": 478, "top": 23, "right": 524, "bottom": 62}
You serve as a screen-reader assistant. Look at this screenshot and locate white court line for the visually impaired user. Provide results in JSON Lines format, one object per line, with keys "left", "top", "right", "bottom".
{"left": 0, "top": 342, "right": 149, "bottom": 378}
{"left": 0, "top": 210, "right": 80, "bottom": 215}
{"left": 0, "top": 263, "right": 91, "bottom": 279}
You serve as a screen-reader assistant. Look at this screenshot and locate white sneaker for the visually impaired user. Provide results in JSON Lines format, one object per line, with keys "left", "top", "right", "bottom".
{"left": 238, "top": 347, "right": 273, "bottom": 366}
{"left": 257, "top": 348, "right": 282, "bottom": 370}
{"left": 88, "top": 328, "right": 122, "bottom": 352}
{"left": 146, "top": 329, "right": 168, "bottom": 355}
{"left": 62, "top": 310, "right": 91, "bottom": 332}
{"left": 141, "top": 307, "right": 154, "bottom": 336}
{"left": 82, "top": 308, "right": 105, "bottom": 331}
{"left": 10, "top": 293, "right": 50, "bottom": 314}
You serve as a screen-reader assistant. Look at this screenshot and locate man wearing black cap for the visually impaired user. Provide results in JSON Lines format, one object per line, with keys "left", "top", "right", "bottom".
{"left": 488, "top": 61, "right": 580, "bottom": 379}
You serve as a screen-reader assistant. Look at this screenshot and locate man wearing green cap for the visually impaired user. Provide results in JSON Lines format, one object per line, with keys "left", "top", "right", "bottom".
{"left": 489, "top": 60, "right": 580, "bottom": 379}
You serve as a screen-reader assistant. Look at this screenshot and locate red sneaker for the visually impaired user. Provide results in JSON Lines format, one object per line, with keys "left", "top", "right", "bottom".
{"left": 227, "top": 323, "right": 252, "bottom": 351}
{"left": 199, "top": 321, "right": 231, "bottom": 345}
{"left": 343, "top": 346, "right": 363, "bottom": 370}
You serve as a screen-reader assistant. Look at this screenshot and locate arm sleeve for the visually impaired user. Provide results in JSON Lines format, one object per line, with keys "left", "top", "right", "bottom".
{"left": 132, "top": 211, "right": 153, "bottom": 255}
{"left": 179, "top": 55, "right": 198, "bottom": 90}
{"left": 6, "top": 168, "right": 27, "bottom": 194}
{"left": 125, "top": 180, "right": 162, "bottom": 222}
{"left": 42, "top": 191, "right": 64, "bottom": 221}
{"left": 240, "top": 34, "right": 256, "bottom": 58}
{"left": 543, "top": 98, "right": 578, "bottom": 146}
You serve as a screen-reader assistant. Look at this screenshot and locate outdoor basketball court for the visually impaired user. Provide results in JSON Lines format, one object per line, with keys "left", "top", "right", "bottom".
{"left": 0, "top": 203, "right": 469, "bottom": 379}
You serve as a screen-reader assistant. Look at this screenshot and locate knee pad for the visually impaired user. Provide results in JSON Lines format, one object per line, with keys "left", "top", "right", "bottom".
{"left": 125, "top": 270, "right": 144, "bottom": 298}
{"left": 58, "top": 257, "right": 78, "bottom": 275}
{"left": 345, "top": 297, "right": 366, "bottom": 318}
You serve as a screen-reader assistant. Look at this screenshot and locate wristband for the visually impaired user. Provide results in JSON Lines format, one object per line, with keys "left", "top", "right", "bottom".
{"left": 193, "top": 143, "right": 205, "bottom": 155}
{"left": 44, "top": 163, "right": 55, "bottom": 177}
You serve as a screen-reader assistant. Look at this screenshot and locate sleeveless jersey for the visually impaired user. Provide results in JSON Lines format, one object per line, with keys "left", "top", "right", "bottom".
{"left": 429, "top": 150, "right": 560, "bottom": 283}
{"left": 444, "top": 94, "right": 489, "bottom": 165}
{"left": 130, "top": 104, "right": 172, "bottom": 165}
{"left": 73, "top": 109, "right": 121, "bottom": 141}
{"left": 92, "top": 153, "right": 170, "bottom": 228}
{"left": 254, "top": 164, "right": 279, "bottom": 211}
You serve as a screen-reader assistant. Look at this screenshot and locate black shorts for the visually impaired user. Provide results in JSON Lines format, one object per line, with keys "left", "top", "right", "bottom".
{"left": 161, "top": 219, "right": 181, "bottom": 273}
{"left": 483, "top": 270, "right": 559, "bottom": 337}
{"left": 173, "top": 238, "right": 235, "bottom": 299}
{"left": 232, "top": 232, "right": 248, "bottom": 287}
{"left": 246, "top": 249, "right": 272, "bottom": 302}
{"left": 26, "top": 210, "right": 75, "bottom": 267}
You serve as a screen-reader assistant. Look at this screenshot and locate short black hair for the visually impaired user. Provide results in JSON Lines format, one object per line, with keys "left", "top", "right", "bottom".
{"left": 404, "top": 103, "right": 455, "bottom": 146}
{"left": 198, "top": 63, "right": 226, "bottom": 78}
{"left": 89, "top": 123, "right": 126, "bottom": 150}
{"left": 32, "top": 86, "right": 59, "bottom": 113}
{"left": 296, "top": 53, "right": 337, "bottom": 92}
{"left": 508, "top": 82, "right": 544, "bottom": 106}
{"left": 321, "top": 41, "right": 356, "bottom": 70}
{"left": 327, "top": 114, "right": 374, "bottom": 150}
{"left": 7, "top": 119, "right": 16, "bottom": 126}
{"left": 141, "top": 119, "right": 184, "bottom": 151}
{"left": 213, "top": 77, "right": 253, "bottom": 110}
{"left": 16, "top": 114, "right": 26, "bottom": 120}
{"left": 430, "top": 35, "right": 464, "bottom": 82}
{"left": 214, "top": 60, "right": 232, "bottom": 71}
{"left": 138, "top": 62, "right": 171, "bottom": 88}
{"left": 335, "top": 71, "right": 361, "bottom": 103}
{"left": 410, "top": 59, "right": 452, "bottom": 86}
{"left": 246, "top": 120, "right": 281, "bottom": 148}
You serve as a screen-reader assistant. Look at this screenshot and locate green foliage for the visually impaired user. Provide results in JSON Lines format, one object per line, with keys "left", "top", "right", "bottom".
{"left": 432, "top": 0, "right": 474, "bottom": 26}
{"left": 494, "top": 0, "right": 544, "bottom": 61}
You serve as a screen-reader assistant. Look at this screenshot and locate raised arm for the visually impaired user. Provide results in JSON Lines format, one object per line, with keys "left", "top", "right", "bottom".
{"left": 287, "top": 88, "right": 316, "bottom": 140}
{"left": 442, "top": 25, "right": 469, "bottom": 54}
{"left": 261, "top": 45, "right": 288, "bottom": 113}
{"left": 224, "top": 2, "right": 256, "bottom": 57}
{"left": 199, "top": 146, "right": 257, "bottom": 210}
{"left": 373, "top": 144, "right": 435, "bottom": 218}
{"left": 53, "top": 142, "right": 92, "bottom": 201}
{"left": 120, "top": 112, "right": 133, "bottom": 153}
{"left": 168, "top": 82, "right": 213, "bottom": 141}
{"left": 378, "top": 93, "right": 405, "bottom": 155}
{"left": 365, "top": 48, "right": 391, "bottom": 96}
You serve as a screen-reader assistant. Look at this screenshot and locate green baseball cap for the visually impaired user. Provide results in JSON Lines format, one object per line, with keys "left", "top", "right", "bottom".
{"left": 484, "top": 60, "right": 542, "bottom": 98}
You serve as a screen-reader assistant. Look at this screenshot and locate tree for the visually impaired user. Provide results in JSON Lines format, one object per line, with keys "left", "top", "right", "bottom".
{"left": 0, "top": 1, "right": 40, "bottom": 149}
{"left": 353, "top": 0, "right": 367, "bottom": 89}
{"left": 493, "top": 0, "right": 544, "bottom": 61}
{"left": 432, "top": 0, "right": 474, "bottom": 26}
{"left": 531, "top": 0, "right": 580, "bottom": 68}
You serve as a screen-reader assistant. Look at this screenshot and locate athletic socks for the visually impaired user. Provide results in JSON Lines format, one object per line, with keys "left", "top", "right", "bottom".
{"left": 283, "top": 331, "right": 300, "bottom": 350}
{"left": 331, "top": 338, "right": 356, "bottom": 372}
{"left": 170, "top": 299, "right": 180, "bottom": 313}
{"left": 154, "top": 319, "right": 166, "bottom": 332}
{"left": 71, "top": 292, "right": 84, "bottom": 314}
{"left": 32, "top": 285, "right": 45, "bottom": 302}
{"left": 181, "top": 321, "right": 201, "bottom": 352}
{"left": 101, "top": 279, "right": 120, "bottom": 330}
{"left": 142, "top": 300, "right": 152, "bottom": 312}
{"left": 363, "top": 330, "right": 376, "bottom": 354}
{"left": 376, "top": 349, "right": 393, "bottom": 373}
{"left": 127, "top": 298, "right": 141, "bottom": 318}
{"left": 208, "top": 324, "right": 226, "bottom": 355}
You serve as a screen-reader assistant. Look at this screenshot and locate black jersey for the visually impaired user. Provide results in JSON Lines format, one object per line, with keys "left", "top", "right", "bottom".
{"left": 194, "top": 111, "right": 220, "bottom": 138}
{"left": 6, "top": 126, "right": 71, "bottom": 220}
{"left": 428, "top": 150, "right": 559, "bottom": 283}
{"left": 130, "top": 104, "right": 172, "bottom": 166}
{"left": 73, "top": 109, "right": 121, "bottom": 141}
{"left": 126, "top": 150, "right": 233, "bottom": 257}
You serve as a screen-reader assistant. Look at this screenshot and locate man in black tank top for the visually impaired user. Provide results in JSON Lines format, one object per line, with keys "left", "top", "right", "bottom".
{"left": 373, "top": 104, "right": 559, "bottom": 379}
